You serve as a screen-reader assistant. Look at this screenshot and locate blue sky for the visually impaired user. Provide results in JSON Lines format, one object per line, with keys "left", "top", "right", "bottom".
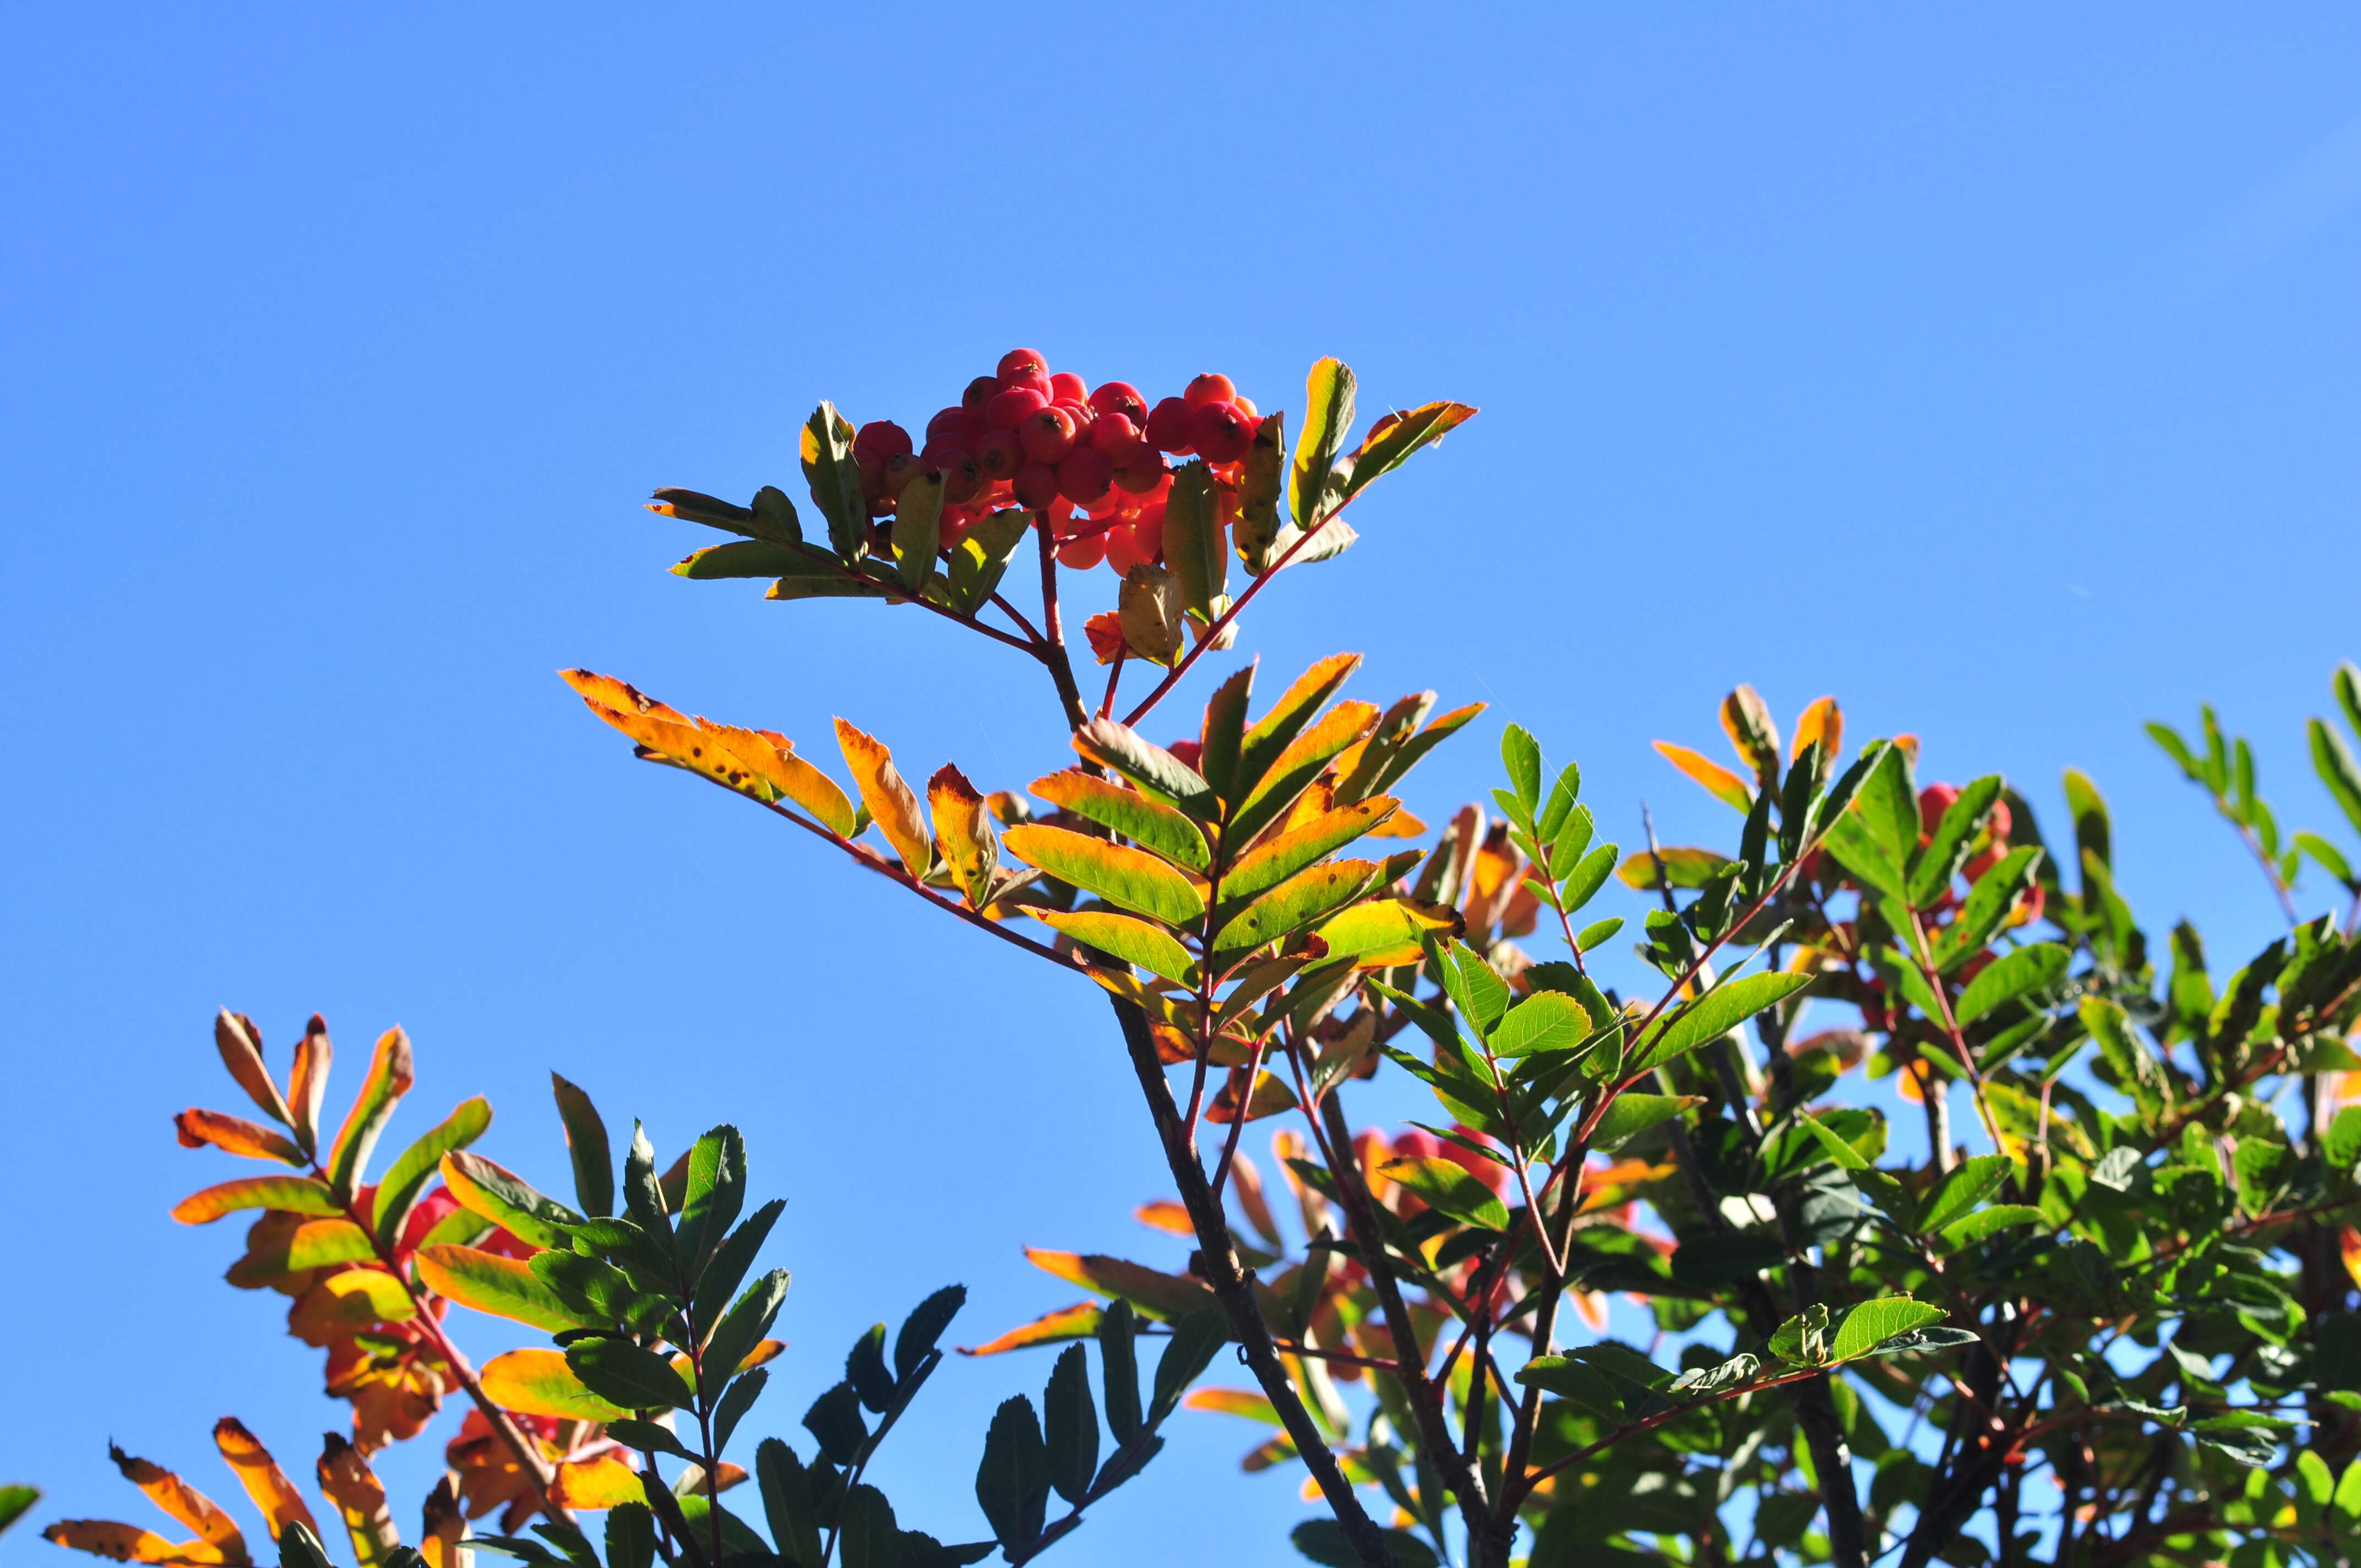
{"left": 6, "top": 6, "right": 2360, "bottom": 1562}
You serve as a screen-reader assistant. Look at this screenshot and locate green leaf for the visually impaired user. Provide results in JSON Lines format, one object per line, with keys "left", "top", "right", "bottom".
{"left": 1029, "top": 769, "right": 1211, "bottom": 873}
{"left": 1212, "top": 860, "right": 1385, "bottom": 966}
{"left": 1613, "top": 845, "right": 1727, "bottom": 892}
{"left": 1822, "top": 813, "right": 1907, "bottom": 906}
{"left": 1573, "top": 915, "right": 1623, "bottom": 951}
{"left": 1196, "top": 664, "right": 1256, "bottom": 807}
{"left": 480, "top": 1348, "right": 632, "bottom": 1423}
{"left": 169, "top": 1174, "right": 342, "bottom": 1223}
{"left": 2313, "top": 716, "right": 2361, "bottom": 839}
{"left": 1290, "top": 357, "right": 1357, "bottom": 529}
{"left": 1380, "top": 1156, "right": 1509, "bottom": 1231}
{"left": 1628, "top": 972, "right": 1814, "bottom": 1078}
{"left": 1488, "top": 992, "right": 1591, "bottom": 1058}
{"left": 1163, "top": 460, "right": 1226, "bottom": 619}
{"left": 1907, "top": 775, "right": 2003, "bottom": 908}
{"left": 945, "top": 508, "right": 1031, "bottom": 614}
{"left": 836, "top": 1485, "right": 902, "bottom": 1568}
{"left": 565, "top": 1336, "right": 694, "bottom": 1413}
{"left": 440, "top": 1151, "right": 583, "bottom": 1251}
{"left": 690, "top": 1199, "right": 784, "bottom": 1343}
{"left": 371, "top": 1096, "right": 492, "bottom": 1251}
{"left": 671, "top": 539, "right": 818, "bottom": 579}
{"left": 1292, "top": 1521, "right": 1440, "bottom": 1568}
{"left": 1915, "top": 1155, "right": 2012, "bottom": 1234}
{"left": 416, "top": 1245, "right": 593, "bottom": 1333}
{"left": 896, "top": 1284, "right": 967, "bottom": 1381}
{"left": 2081, "top": 996, "right": 2168, "bottom": 1118}
{"left": 1590, "top": 1093, "right": 1701, "bottom": 1153}
{"left": 1933, "top": 846, "right": 2044, "bottom": 971}
{"left": 1222, "top": 798, "right": 1400, "bottom": 902}
{"left": 1856, "top": 743, "right": 1919, "bottom": 866}
{"left": 975, "top": 1396, "right": 1050, "bottom": 1548}
{"left": 888, "top": 466, "right": 945, "bottom": 591}
{"left": 1935, "top": 1205, "right": 2046, "bottom": 1250}
{"left": 1073, "top": 717, "right": 1217, "bottom": 819}
{"left": 755, "top": 1439, "right": 824, "bottom": 1568}
{"left": 325, "top": 1027, "right": 414, "bottom": 1203}
{"left": 704, "top": 1270, "right": 791, "bottom": 1401}
{"left": 846, "top": 1322, "right": 894, "bottom": 1413}
{"left": 1043, "top": 1343, "right": 1098, "bottom": 1506}
{"left": 1149, "top": 1307, "right": 1228, "bottom": 1427}
{"left": 2326, "top": 1107, "right": 2361, "bottom": 1170}
{"left": 1435, "top": 939, "right": 1513, "bottom": 1031}
{"left": 1335, "top": 400, "right": 1477, "bottom": 503}
{"left": 1230, "top": 701, "right": 1380, "bottom": 845}
{"left": 1098, "top": 1299, "right": 1143, "bottom": 1446}
{"left": 1234, "top": 653, "right": 1361, "bottom": 807}
{"left": 1035, "top": 910, "right": 1200, "bottom": 987}
{"left": 801, "top": 402, "right": 866, "bottom": 560}
{"left": 673, "top": 1125, "right": 746, "bottom": 1275}
{"left": 1954, "top": 943, "right": 2071, "bottom": 1026}
{"left": 1500, "top": 724, "right": 1542, "bottom": 813}
{"left": 0, "top": 1485, "right": 40, "bottom": 1539}
{"left": 711, "top": 1369, "right": 765, "bottom": 1452}
{"left": 1002, "top": 825, "right": 1206, "bottom": 927}
{"left": 602, "top": 1505, "right": 653, "bottom": 1568}
{"left": 1829, "top": 1296, "right": 1947, "bottom": 1362}
{"left": 551, "top": 1074, "right": 614, "bottom": 1219}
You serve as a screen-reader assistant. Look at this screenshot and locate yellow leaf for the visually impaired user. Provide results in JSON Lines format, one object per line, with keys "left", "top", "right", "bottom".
{"left": 735, "top": 1339, "right": 787, "bottom": 1375}
{"left": 957, "top": 1302, "right": 1104, "bottom": 1357}
{"left": 1718, "top": 685, "right": 1782, "bottom": 783}
{"left": 1793, "top": 696, "right": 1843, "bottom": 766}
{"left": 478, "top": 1349, "right": 630, "bottom": 1423}
{"left": 1223, "top": 797, "right": 1400, "bottom": 902}
{"left": 314, "top": 1436, "right": 396, "bottom": 1568}
{"left": 1032, "top": 910, "right": 1200, "bottom": 987}
{"left": 2341, "top": 1226, "right": 2361, "bottom": 1292}
{"left": 211, "top": 1419, "right": 318, "bottom": 1545}
{"left": 171, "top": 1177, "right": 339, "bottom": 1225}
{"left": 1651, "top": 741, "right": 1754, "bottom": 812}
{"left": 1314, "top": 897, "right": 1464, "bottom": 967}
{"left": 834, "top": 719, "right": 932, "bottom": 875}
{"left": 414, "top": 1246, "right": 586, "bottom": 1334}
{"left": 1135, "top": 1200, "right": 1194, "bottom": 1236}
{"left": 287, "top": 1269, "right": 415, "bottom": 1347}
{"left": 225, "top": 1219, "right": 375, "bottom": 1288}
{"left": 106, "top": 1449, "right": 243, "bottom": 1557}
{"left": 928, "top": 764, "right": 999, "bottom": 907}
{"left": 690, "top": 717, "right": 857, "bottom": 837}
{"left": 559, "top": 671, "right": 690, "bottom": 726}
{"left": 1182, "top": 1387, "right": 1281, "bottom": 1424}
{"left": 42, "top": 1522, "right": 224, "bottom": 1565}
{"left": 1366, "top": 807, "right": 1426, "bottom": 840}
{"left": 1002, "top": 825, "right": 1206, "bottom": 927}
{"left": 1022, "top": 1248, "right": 1218, "bottom": 1322}
{"left": 550, "top": 1455, "right": 642, "bottom": 1512}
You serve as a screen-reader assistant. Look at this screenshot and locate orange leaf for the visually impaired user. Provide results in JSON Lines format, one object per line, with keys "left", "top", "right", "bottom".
{"left": 1134, "top": 1201, "right": 1194, "bottom": 1237}
{"left": 479, "top": 1349, "right": 630, "bottom": 1423}
{"left": 549, "top": 1455, "right": 642, "bottom": 1511}
{"left": 174, "top": 1110, "right": 304, "bottom": 1166}
{"left": 834, "top": 718, "right": 933, "bottom": 875}
{"left": 106, "top": 1448, "right": 243, "bottom": 1556}
{"left": 958, "top": 1302, "right": 1104, "bottom": 1357}
{"left": 212, "top": 1419, "right": 318, "bottom": 1545}
{"left": 314, "top": 1436, "right": 397, "bottom": 1568}
{"left": 1651, "top": 741, "right": 1754, "bottom": 812}
{"left": 226, "top": 1218, "right": 375, "bottom": 1289}
{"left": 690, "top": 716, "right": 857, "bottom": 837}
{"left": 735, "top": 1338, "right": 788, "bottom": 1376}
{"left": 1182, "top": 1387, "right": 1281, "bottom": 1424}
{"left": 1718, "top": 685, "right": 1782, "bottom": 784}
{"left": 287, "top": 1270, "right": 415, "bottom": 1346}
{"left": 2341, "top": 1227, "right": 2361, "bottom": 1292}
{"left": 559, "top": 670, "right": 690, "bottom": 726}
{"left": 42, "top": 1521, "right": 224, "bottom": 1565}
{"left": 172, "top": 1177, "right": 340, "bottom": 1224}
{"left": 1023, "top": 1248, "right": 1217, "bottom": 1323}
{"left": 928, "top": 764, "right": 999, "bottom": 907}
{"left": 418, "top": 1478, "right": 465, "bottom": 1568}
{"left": 1228, "top": 1152, "right": 1283, "bottom": 1248}
{"left": 1793, "top": 696, "right": 1843, "bottom": 767}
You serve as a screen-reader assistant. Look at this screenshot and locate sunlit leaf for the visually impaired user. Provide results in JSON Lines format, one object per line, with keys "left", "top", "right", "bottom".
{"left": 1234, "top": 654, "right": 1361, "bottom": 807}
{"left": 834, "top": 718, "right": 932, "bottom": 876}
{"left": 1379, "top": 1156, "right": 1508, "bottom": 1231}
{"left": 690, "top": 716, "right": 859, "bottom": 836}
{"left": 1589, "top": 1093, "right": 1701, "bottom": 1152}
{"left": 107, "top": 1447, "right": 242, "bottom": 1557}
{"left": 1335, "top": 400, "right": 1476, "bottom": 502}
{"left": 41, "top": 1521, "right": 223, "bottom": 1565}
{"left": 1652, "top": 741, "right": 1753, "bottom": 812}
{"left": 1029, "top": 770, "right": 1210, "bottom": 873}
{"left": 1211, "top": 859, "right": 1386, "bottom": 967}
{"left": 959, "top": 1302, "right": 1104, "bottom": 1357}
{"left": 928, "top": 764, "right": 999, "bottom": 908}
{"left": 801, "top": 401, "right": 866, "bottom": 559}
{"left": 1206, "top": 1069, "right": 1299, "bottom": 1123}
{"left": 1613, "top": 847, "right": 1731, "bottom": 891}
{"left": 438, "top": 1151, "right": 582, "bottom": 1251}
{"left": 1312, "top": 897, "right": 1465, "bottom": 967}
{"left": 416, "top": 1245, "right": 591, "bottom": 1333}
{"left": 1626, "top": 973, "right": 1814, "bottom": 1078}
{"left": 1023, "top": 1248, "right": 1217, "bottom": 1323}
{"left": 1290, "top": 357, "right": 1356, "bottom": 529}
{"left": 945, "top": 509, "right": 1031, "bottom": 615}
{"left": 1163, "top": 461, "right": 1225, "bottom": 619}
{"left": 1231, "top": 700, "right": 1380, "bottom": 845}
{"left": 550, "top": 1456, "right": 644, "bottom": 1512}
{"left": 224, "top": 1218, "right": 374, "bottom": 1286}
{"left": 1075, "top": 717, "right": 1217, "bottom": 818}
{"left": 1182, "top": 1387, "right": 1281, "bottom": 1425}
{"left": 212, "top": 1010, "right": 294, "bottom": 1130}
{"left": 1222, "top": 797, "right": 1400, "bottom": 902}
{"left": 211, "top": 1419, "right": 317, "bottom": 1545}
{"left": 890, "top": 467, "right": 944, "bottom": 591}
{"left": 371, "top": 1096, "right": 491, "bottom": 1251}
{"left": 171, "top": 1177, "right": 340, "bottom": 1224}
{"left": 479, "top": 1349, "right": 632, "bottom": 1423}
{"left": 1002, "top": 825, "right": 1205, "bottom": 927}
{"left": 314, "top": 1437, "right": 395, "bottom": 1568}
{"left": 325, "top": 1027, "right": 414, "bottom": 1202}
{"left": 1032, "top": 910, "right": 1200, "bottom": 987}
{"left": 173, "top": 1110, "right": 306, "bottom": 1166}
{"left": 1829, "top": 1297, "right": 1947, "bottom": 1362}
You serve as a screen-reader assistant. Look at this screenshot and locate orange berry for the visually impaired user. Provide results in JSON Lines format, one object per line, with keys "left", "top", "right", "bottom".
{"left": 1184, "top": 372, "right": 1236, "bottom": 407}
{"left": 1049, "top": 372, "right": 1087, "bottom": 403}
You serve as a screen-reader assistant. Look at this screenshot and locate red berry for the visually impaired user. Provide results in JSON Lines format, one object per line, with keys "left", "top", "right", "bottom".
{"left": 1103, "top": 521, "right": 1150, "bottom": 576}
{"left": 1090, "top": 412, "right": 1147, "bottom": 464}
{"left": 1987, "top": 799, "right": 2012, "bottom": 847}
{"left": 1021, "top": 406, "right": 1078, "bottom": 464}
{"left": 962, "top": 375, "right": 1000, "bottom": 411}
{"left": 855, "top": 449, "right": 886, "bottom": 501}
{"left": 975, "top": 427, "right": 1026, "bottom": 480}
{"left": 855, "top": 421, "right": 913, "bottom": 463}
{"left": 1189, "top": 399, "right": 1254, "bottom": 463}
{"left": 1089, "top": 382, "right": 1148, "bottom": 425}
{"left": 998, "top": 348, "right": 1049, "bottom": 383}
{"left": 919, "top": 435, "right": 970, "bottom": 468}
{"left": 1144, "top": 396, "right": 1195, "bottom": 453}
{"left": 1012, "top": 462, "right": 1062, "bottom": 510}
{"left": 984, "top": 386, "right": 1049, "bottom": 432}
{"left": 1114, "top": 447, "right": 1170, "bottom": 493}
{"left": 1918, "top": 783, "right": 1960, "bottom": 837}
{"left": 924, "top": 406, "right": 972, "bottom": 443}
{"left": 1183, "top": 372, "right": 1236, "bottom": 407}
{"left": 1128, "top": 502, "right": 1165, "bottom": 558}
{"left": 1049, "top": 372, "right": 1087, "bottom": 403}
{"left": 1057, "top": 447, "right": 1114, "bottom": 503}
{"left": 939, "top": 454, "right": 982, "bottom": 506}
{"left": 1001, "top": 368, "right": 1051, "bottom": 400}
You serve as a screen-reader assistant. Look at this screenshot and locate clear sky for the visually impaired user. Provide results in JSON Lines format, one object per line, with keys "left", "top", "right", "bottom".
{"left": 6, "top": 7, "right": 2360, "bottom": 1562}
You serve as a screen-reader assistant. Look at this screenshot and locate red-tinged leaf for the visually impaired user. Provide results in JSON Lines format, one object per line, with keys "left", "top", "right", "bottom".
{"left": 1031, "top": 910, "right": 1200, "bottom": 987}
{"left": 325, "top": 1027, "right": 413, "bottom": 1201}
{"left": 214, "top": 1010, "right": 293, "bottom": 1129}
{"left": 224, "top": 1217, "right": 375, "bottom": 1288}
{"left": 478, "top": 1349, "right": 631, "bottom": 1422}
{"left": 548, "top": 1455, "right": 643, "bottom": 1511}
{"left": 41, "top": 1522, "right": 225, "bottom": 1565}
{"left": 175, "top": 1110, "right": 306, "bottom": 1166}
{"left": 1023, "top": 1248, "right": 1218, "bottom": 1323}
{"left": 1002, "top": 825, "right": 1207, "bottom": 926}
{"left": 574, "top": 685, "right": 782, "bottom": 802}
{"left": 834, "top": 718, "right": 932, "bottom": 875}
{"left": 928, "top": 764, "right": 999, "bottom": 908}
{"left": 1135, "top": 1201, "right": 1194, "bottom": 1237}
{"left": 290, "top": 1015, "right": 331, "bottom": 1155}
{"left": 1206, "top": 1070, "right": 1300, "bottom": 1124}
{"left": 1029, "top": 770, "right": 1211, "bottom": 872}
{"left": 211, "top": 1419, "right": 318, "bottom": 1544}
{"left": 415, "top": 1245, "right": 590, "bottom": 1333}
{"left": 1615, "top": 846, "right": 1734, "bottom": 891}
{"left": 315, "top": 1436, "right": 397, "bottom": 1568}
{"left": 171, "top": 1176, "right": 340, "bottom": 1224}
{"left": 1336, "top": 400, "right": 1477, "bottom": 502}
{"left": 957, "top": 1302, "right": 1105, "bottom": 1357}
{"left": 106, "top": 1447, "right": 243, "bottom": 1555}
{"left": 1182, "top": 1387, "right": 1282, "bottom": 1425}
{"left": 1652, "top": 740, "right": 1754, "bottom": 812}
{"left": 1222, "top": 797, "right": 1401, "bottom": 902}
{"left": 561, "top": 669, "right": 690, "bottom": 724}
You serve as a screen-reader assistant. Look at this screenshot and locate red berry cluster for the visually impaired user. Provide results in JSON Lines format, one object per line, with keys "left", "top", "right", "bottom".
{"left": 848, "top": 349, "right": 1266, "bottom": 576}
